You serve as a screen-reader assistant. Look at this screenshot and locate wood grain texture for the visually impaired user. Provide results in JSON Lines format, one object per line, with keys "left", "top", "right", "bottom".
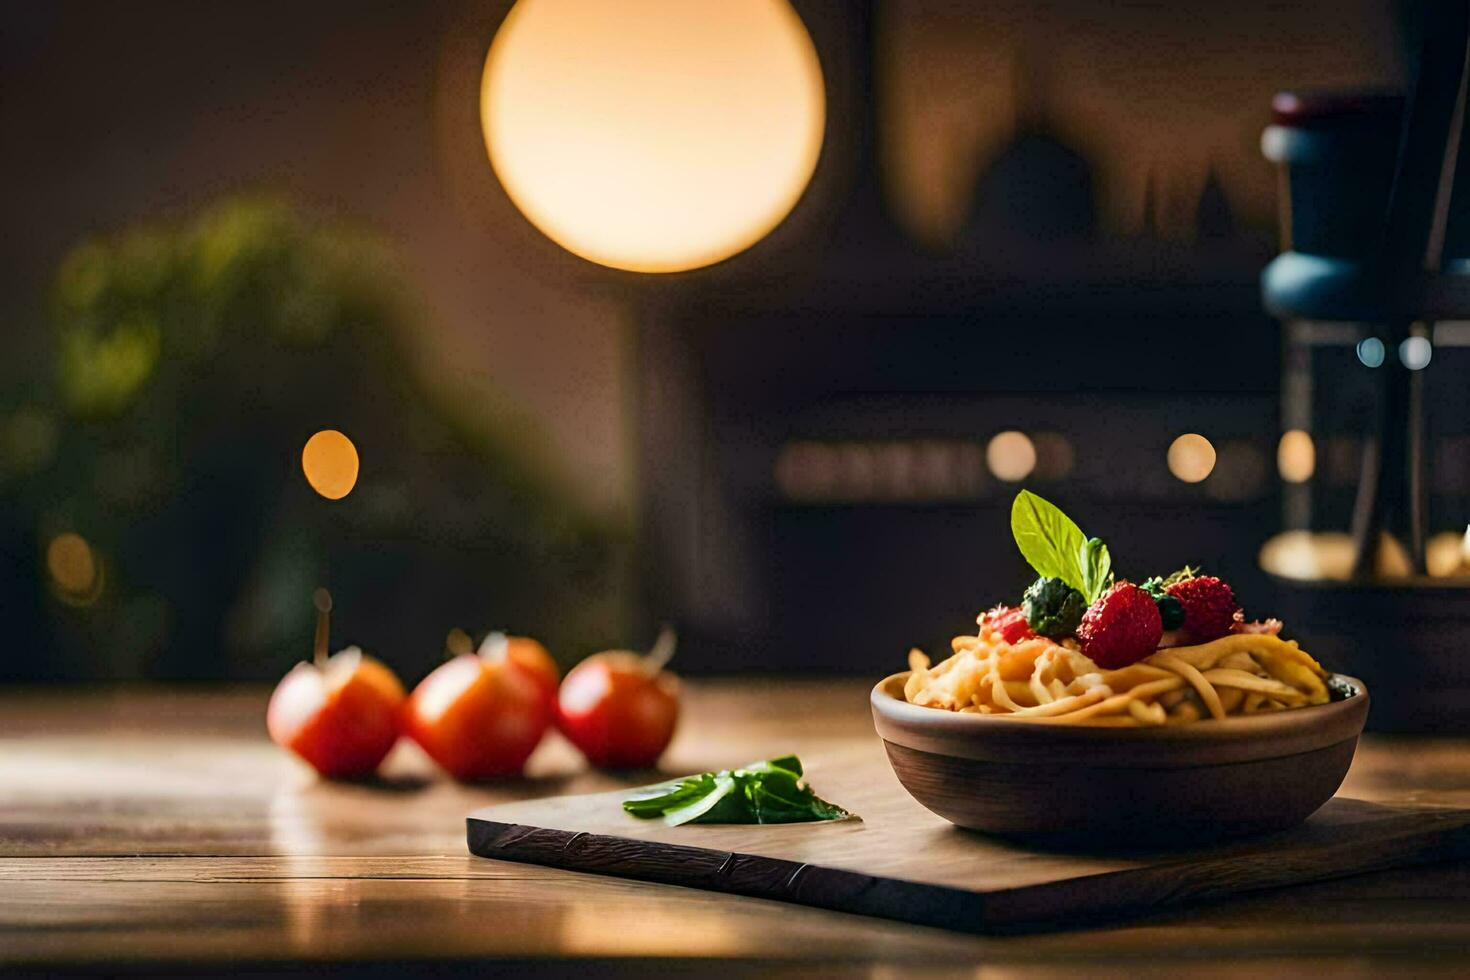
{"left": 467, "top": 739, "right": 1470, "bottom": 933}
{"left": 6, "top": 683, "right": 1470, "bottom": 974}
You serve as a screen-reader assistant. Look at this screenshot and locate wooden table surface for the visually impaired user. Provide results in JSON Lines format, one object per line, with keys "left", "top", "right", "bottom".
{"left": 5, "top": 680, "right": 1470, "bottom": 977}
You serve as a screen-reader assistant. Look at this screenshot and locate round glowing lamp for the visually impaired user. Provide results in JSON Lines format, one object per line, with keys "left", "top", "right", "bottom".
{"left": 480, "top": 0, "right": 825, "bottom": 273}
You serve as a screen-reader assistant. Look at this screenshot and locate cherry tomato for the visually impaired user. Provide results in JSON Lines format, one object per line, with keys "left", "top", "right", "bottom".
{"left": 402, "top": 649, "right": 552, "bottom": 780}
{"left": 267, "top": 647, "right": 405, "bottom": 779}
{"left": 502, "top": 635, "right": 559, "bottom": 710}
{"left": 557, "top": 651, "right": 679, "bottom": 769}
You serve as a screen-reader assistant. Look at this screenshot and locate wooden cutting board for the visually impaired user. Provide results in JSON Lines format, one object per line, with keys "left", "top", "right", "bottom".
{"left": 467, "top": 741, "right": 1470, "bottom": 934}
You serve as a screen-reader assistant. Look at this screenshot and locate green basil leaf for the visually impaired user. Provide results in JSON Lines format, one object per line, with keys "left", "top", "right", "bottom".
{"left": 621, "top": 774, "right": 712, "bottom": 817}
{"left": 662, "top": 774, "right": 737, "bottom": 826}
{"left": 757, "top": 755, "right": 803, "bottom": 777}
{"left": 1011, "top": 490, "right": 1088, "bottom": 594}
{"left": 743, "top": 769, "right": 804, "bottom": 814}
{"left": 740, "top": 765, "right": 850, "bottom": 825}
{"left": 622, "top": 776, "right": 702, "bottom": 803}
{"left": 1078, "top": 537, "right": 1113, "bottom": 604}
{"left": 751, "top": 785, "right": 828, "bottom": 824}
{"left": 806, "top": 796, "right": 851, "bottom": 821}
{"left": 749, "top": 779, "right": 851, "bottom": 824}
{"left": 621, "top": 756, "right": 852, "bottom": 825}
{"left": 690, "top": 780, "right": 755, "bottom": 824}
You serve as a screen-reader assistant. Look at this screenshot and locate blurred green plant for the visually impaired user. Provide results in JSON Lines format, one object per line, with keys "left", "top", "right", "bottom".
{"left": 2, "top": 197, "right": 630, "bottom": 682}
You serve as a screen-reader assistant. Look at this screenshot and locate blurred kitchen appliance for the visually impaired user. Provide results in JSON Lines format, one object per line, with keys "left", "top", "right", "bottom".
{"left": 1262, "top": 5, "right": 1470, "bottom": 730}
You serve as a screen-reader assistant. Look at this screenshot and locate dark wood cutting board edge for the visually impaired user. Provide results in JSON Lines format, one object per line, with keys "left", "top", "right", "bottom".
{"left": 467, "top": 805, "right": 1470, "bottom": 935}
{"left": 467, "top": 818, "right": 995, "bottom": 934}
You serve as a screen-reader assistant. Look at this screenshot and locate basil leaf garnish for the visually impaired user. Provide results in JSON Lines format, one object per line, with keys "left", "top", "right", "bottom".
{"left": 1079, "top": 536, "right": 1113, "bottom": 604}
{"left": 1011, "top": 490, "right": 1112, "bottom": 603}
{"left": 621, "top": 774, "right": 714, "bottom": 817}
{"left": 621, "top": 756, "right": 852, "bottom": 826}
{"left": 660, "top": 774, "right": 737, "bottom": 827}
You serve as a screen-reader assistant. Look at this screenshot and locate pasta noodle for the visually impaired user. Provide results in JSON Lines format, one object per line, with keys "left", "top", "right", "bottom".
{"left": 904, "top": 613, "right": 1330, "bottom": 726}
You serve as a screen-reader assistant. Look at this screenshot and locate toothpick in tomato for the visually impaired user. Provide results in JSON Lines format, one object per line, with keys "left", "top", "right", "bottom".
{"left": 402, "top": 631, "right": 553, "bottom": 780}
{"left": 266, "top": 589, "right": 405, "bottom": 780}
{"left": 557, "top": 626, "right": 680, "bottom": 770}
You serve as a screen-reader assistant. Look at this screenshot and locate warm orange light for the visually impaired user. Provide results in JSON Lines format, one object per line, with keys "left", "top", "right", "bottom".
{"left": 1277, "top": 430, "right": 1315, "bottom": 483}
{"left": 1427, "top": 528, "right": 1470, "bottom": 577}
{"left": 46, "top": 531, "right": 102, "bottom": 604}
{"left": 481, "top": 0, "right": 825, "bottom": 273}
{"left": 986, "top": 431, "right": 1036, "bottom": 482}
{"left": 1167, "top": 434, "right": 1216, "bottom": 484}
{"left": 301, "top": 430, "right": 359, "bottom": 500}
{"left": 1259, "top": 529, "right": 1413, "bottom": 581}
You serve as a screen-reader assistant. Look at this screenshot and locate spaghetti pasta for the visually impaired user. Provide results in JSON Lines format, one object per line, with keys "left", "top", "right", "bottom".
{"left": 904, "top": 613, "right": 1331, "bottom": 727}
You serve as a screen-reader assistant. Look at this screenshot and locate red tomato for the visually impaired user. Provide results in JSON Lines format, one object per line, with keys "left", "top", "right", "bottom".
{"left": 402, "top": 651, "right": 552, "bottom": 780}
{"left": 556, "top": 652, "right": 679, "bottom": 769}
{"left": 502, "top": 635, "right": 559, "bottom": 710}
{"left": 266, "top": 647, "right": 405, "bottom": 779}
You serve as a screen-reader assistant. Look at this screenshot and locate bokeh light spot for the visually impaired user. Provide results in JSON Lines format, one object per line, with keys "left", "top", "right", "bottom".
{"left": 1259, "top": 530, "right": 1411, "bottom": 580}
{"left": 1277, "top": 429, "right": 1316, "bottom": 483}
{"left": 302, "top": 429, "right": 359, "bottom": 500}
{"left": 986, "top": 431, "right": 1037, "bottom": 482}
{"left": 836, "top": 443, "right": 877, "bottom": 500}
{"left": 481, "top": 0, "right": 825, "bottom": 273}
{"left": 46, "top": 532, "right": 101, "bottom": 603}
{"left": 1400, "top": 335, "right": 1433, "bottom": 370}
{"left": 1427, "top": 528, "right": 1470, "bottom": 577}
{"left": 1356, "top": 337, "right": 1385, "bottom": 368}
{"left": 1167, "top": 433, "right": 1216, "bottom": 483}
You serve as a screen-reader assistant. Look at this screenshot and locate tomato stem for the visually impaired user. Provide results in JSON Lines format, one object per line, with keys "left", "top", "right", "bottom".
{"left": 478, "top": 631, "right": 509, "bottom": 663}
{"left": 312, "top": 588, "right": 332, "bottom": 670}
{"left": 643, "top": 624, "right": 677, "bottom": 675}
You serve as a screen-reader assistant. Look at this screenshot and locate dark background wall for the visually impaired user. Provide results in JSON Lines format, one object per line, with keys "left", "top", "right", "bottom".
{"left": 0, "top": 1, "right": 1408, "bottom": 680}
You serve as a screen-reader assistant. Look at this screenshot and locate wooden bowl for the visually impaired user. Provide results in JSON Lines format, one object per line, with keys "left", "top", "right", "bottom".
{"left": 871, "top": 672, "right": 1369, "bottom": 845}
